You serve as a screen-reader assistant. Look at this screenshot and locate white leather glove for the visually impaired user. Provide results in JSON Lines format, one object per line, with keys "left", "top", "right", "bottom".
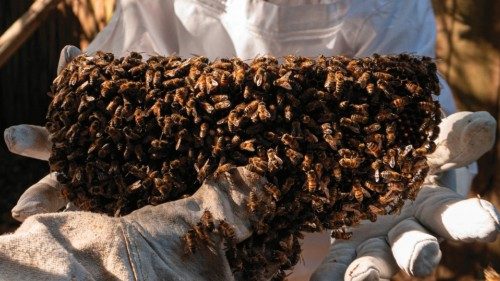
{"left": 311, "top": 111, "right": 499, "bottom": 281}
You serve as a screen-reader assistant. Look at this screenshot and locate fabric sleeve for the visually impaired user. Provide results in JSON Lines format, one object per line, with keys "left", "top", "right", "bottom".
{"left": 85, "top": 0, "right": 179, "bottom": 57}
{"left": 0, "top": 212, "right": 137, "bottom": 280}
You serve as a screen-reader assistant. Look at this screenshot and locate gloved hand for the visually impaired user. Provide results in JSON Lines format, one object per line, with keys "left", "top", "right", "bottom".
{"left": 0, "top": 165, "right": 270, "bottom": 280}
{"left": 4, "top": 45, "right": 82, "bottom": 221}
{"left": 311, "top": 111, "right": 499, "bottom": 281}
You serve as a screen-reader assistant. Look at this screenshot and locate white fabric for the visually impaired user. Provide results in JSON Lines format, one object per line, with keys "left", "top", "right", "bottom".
{"left": 11, "top": 173, "right": 67, "bottom": 222}
{"left": 85, "top": 0, "right": 456, "bottom": 114}
{"left": 0, "top": 167, "right": 265, "bottom": 281}
{"left": 4, "top": 125, "right": 51, "bottom": 161}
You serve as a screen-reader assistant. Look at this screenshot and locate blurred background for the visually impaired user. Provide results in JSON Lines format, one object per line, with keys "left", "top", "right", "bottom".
{"left": 0, "top": 0, "right": 498, "bottom": 280}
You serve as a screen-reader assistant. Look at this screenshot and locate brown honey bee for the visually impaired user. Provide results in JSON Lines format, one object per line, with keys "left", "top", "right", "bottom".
{"left": 331, "top": 228, "right": 353, "bottom": 240}
{"left": 286, "top": 148, "right": 304, "bottom": 166}
{"left": 391, "top": 96, "right": 409, "bottom": 111}
{"left": 350, "top": 114, "right": 368, "bottom": 124}
{"left": 257, "top": 102, "right": 271, "bottom": 121}
{"left": 383, "top": 148, "right": 397, "bottom": 168}
{"left": 281, "top": 133, "right": 299, "bottom": 149}
{"left": 305, "top": 170, "right": 318, "bottom": 192}
{"left": 376, "top": 109, "right": 397, "bottom": 122}
{"left": 215, "top": 100, "right": 231, "bottom": 111}
{"left": 247, "top": 191, "right": 261, "bottom": 214}
{"left": 340, "top": 117, "right": 360, "bottom": 133}
{"left": 264, "top": 183, "right": 281, "bottom": 201}
{"left": 366, "top": 142, "right": 381, "bottom": 158}
{"left": 212, "top": 136, "right": 224, "bottom": 155}
{"left": 386, "top": 122, "right": 396, "bottom": 145}
{"left": 413, "top": 141, "right": 436, "bottom": 156}
{"left": 214, "top": 163, "right": 236, "bottom": 178}
{"left": 405, "top": 81, "right": 423, "bottom": 96}
{"left": 267, "top": 148, "right": 283, "bottom": 172}
{"left": 240, "top": 139, "right": 256, "bottom": 152}
{"left": 380, "top": 170, "right": 402, "bottom": 182}
{"left": 182, "top": 229, "right": 198, "bottom": 255}
{"left": 246, "top": 156, "right": 267, "bottom": 175}
{"left": 274, "top": 71, "right": 293, "bottom": 90}
{"left": 364, "top": 123, "right": 381, "bottom": 134}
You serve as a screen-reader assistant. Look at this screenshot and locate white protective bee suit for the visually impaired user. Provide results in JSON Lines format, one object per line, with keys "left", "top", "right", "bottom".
{"left": 2, "top": 0, "right": 499, "bottom": 280}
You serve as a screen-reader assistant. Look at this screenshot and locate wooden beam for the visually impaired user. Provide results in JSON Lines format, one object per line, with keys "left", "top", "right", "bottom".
{"left": 0, "top": 0, "right": 64, "bottom": 68}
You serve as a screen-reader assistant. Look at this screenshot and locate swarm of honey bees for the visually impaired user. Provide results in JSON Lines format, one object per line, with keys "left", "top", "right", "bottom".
{"left": 46, "top": 52, "right": 441, "bottom": 280}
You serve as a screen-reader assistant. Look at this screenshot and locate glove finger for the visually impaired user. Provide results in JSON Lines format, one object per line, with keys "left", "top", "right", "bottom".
{"left": 57, "top": 45, "right": 82, "bottom": 74}
{"left": 427, "top": 111, "right": 496, "bottom": 173}
{"left": 388, "top": 217, "right": 441, "bottom": 278}
{"left": 11, "top": 173, "right": 68, "bottom": 222}
{"left": 4, "top": 124, "right": 51, "bottom": 160}
{"left": 414, "top": 186, "right": 499, "bottom": 242}
{"left": 310, "top": 238, "right": 358, "bottom": 281}
{"left": 344, "top": 237, "right": 398, "bottom": 281}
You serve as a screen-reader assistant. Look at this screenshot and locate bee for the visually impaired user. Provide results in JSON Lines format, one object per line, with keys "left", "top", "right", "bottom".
{"left": 350, "top": 114, "right": 368, "bottom": 124}
{"left": 352, "top": 181, "right": 370, "bottom": 202}
{"left": 413, "top": 141, "right": 436, "bottom": 156}
{"left": 340, "top": 117, "right": 360, "bottom": 133}
{"left": 418, "top": 101, "right": 438, "bottom": 113}
{"left": 264, "top": 183, "right": 281, "bottom": 201}
{"left": 195, "top": 158, "right": 212, "bottom": 183}
{"left": 366, "top": 141, "right": 381, "bottom": 157}
{"left": 386, "top": 122, "right": 397, "bottom": 145}
{"left": 198, "top": 122, "right": 209, "bottom": 138}
{"left": 253, "top": 67, "right": 267, "bottom": 88}
{"left": 332, "top": 162, "right": 342, "bottom": 181}
{"left": 286, "top": 148, "right": 304, "bottom": 165}
{"left": 376, "top": 79, "right": 394, "bottom": 98}
{"left": 281, "top": 177, "right": 295, "bottom": 195}
{"left": 214, "top": 100, "right": 231, "bottom": 111}
{"left": 244, "top": 100, "right": 260, "bottom": 115}
{"left": 211, "top": 136, "right": 224, "bottom": 156}
{"left": 324, "top": 131, "right": 342, "bottom": 150}
{"left": 301, "top": 154, "right": 314, "bottom": 171}
{"left": 246, "top": 156, "right": 267, "bottom": 175}
{"left": 129, "top": 63, "right": 147, "bottom": 77}
{"left": 257, "top": 102, "right": 271, "bottom": 121}
{"left": 267, "top": 148, "right": 283, "bottom": 172}
{"left": 182, "top": 229, "right": 198, "bottom": 255}
{"left": 405, "top": 81, "right": 423, "bottom": 96}
{"left": 324, "top": 71, "right": 336, "bottom": 92}
{"left": 364, "top": 123, "right": 381, "bottom": 134}
{"left": 331, "top": 228, "right": 353, "bottom": 240}
{"left": 364, "top": 181, "right": 385, "bottom": 193}
{"left": 391, "top": 96, "right": 409, "bottom": 111}
{"left": 247, "top": 191, "right": 261, "bottom": 214}
{"left": 380, "top": 170, "right": 402, "bottom": 182}
{"left": 357, "top": 72, "right": 371, "bottom": 88}
{"left": 383, "top": 148, "right": 397, "bottom": 168}
{"left": 339, "top": 156, "right": 364, "bottom": 169}
{"left": 366, "top": 83, "right": 376, "bottom": 95}
{"left": 373, "top": 71, "right": 393, "bottom": 81}
{"left": 239, "top": 139, "right": 256, "bottom": 152}
{"left": 274, "top": 71, "right": 293, "bottom": 90}
{"left": 376, "top": 109, "right": 397, "bottom": 122}
{"left": 387, "top": 182, "right": 404, "bottom": 192}
{"left": 214, "top": 163, "right": 236, "bottom": 178}
{"left": 281, "top": 133, "right": 299, "bottom": 149}
{"left": 351, "top": 103, "right": 370, "bottom": 115}
{"left": 304, "top": 129, "right": 319, "bottom": 143}
{"left": 100, "top": 80, "right": 117, "bottom": 98}
{"left": 284, "top": 105, "right": 293, "bottom": 121}
{"left": 218, "top": 220, "right": 237, "bottom": 249}
{"left": 305, "top": 170, "right": 318, "bottom": 192}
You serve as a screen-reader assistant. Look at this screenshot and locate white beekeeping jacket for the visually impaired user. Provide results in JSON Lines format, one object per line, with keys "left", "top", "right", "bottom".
{"left": 87, "top": 0, "right": 457, "bottom": 113}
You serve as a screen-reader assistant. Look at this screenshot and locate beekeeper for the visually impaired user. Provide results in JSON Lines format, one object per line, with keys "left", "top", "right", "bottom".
{"left": 2, "top": 0, "right": 499, "bottom": 280}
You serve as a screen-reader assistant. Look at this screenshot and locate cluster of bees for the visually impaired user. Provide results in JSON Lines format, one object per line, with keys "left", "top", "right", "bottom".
{"left": 47, "top": 51, "right": 441, "bottom": 280}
